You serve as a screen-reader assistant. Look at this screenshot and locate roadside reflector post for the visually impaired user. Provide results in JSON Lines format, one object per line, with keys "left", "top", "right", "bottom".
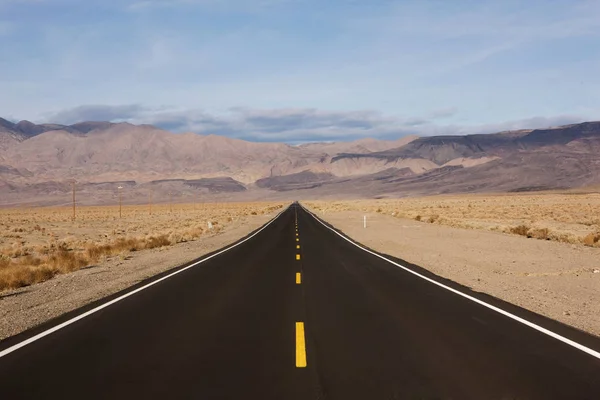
{"left": 363, "top": 215, "right": 367, "bottom": 229}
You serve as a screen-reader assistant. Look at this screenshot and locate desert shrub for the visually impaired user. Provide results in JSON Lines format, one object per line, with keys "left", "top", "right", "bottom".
{"left": 114, "top": 238, "right": 143, "bottom": 252}
{"left": 414, "top": 215, "right": 422, "bottom": 221}
{"left": 529, "top": 228, "right": 551, "bottom": 240}
{"left": 428, "top": 214, "right": 440, "bottom": 223}
{"left": 17, "top": 255, "right": 43, "bottom": 267}
{"left": 168, "top": 232, "right": 184, "bottom": 244}
{"left": 0, "top": 264, "right": 57, "bottom": 291}
{"left": 0, "top": 255, "right": 10, "bottom": 269}
{"left": 582, "top": 232, "right": 600, "bottom": 247}
{"left": 86, "top": 243, "right": 114, "bottom": 261}
{"left": 145, "top": 235, "right": 171, "bottom": 249}
{"left": 510, "top": 225, "right": 530, "bottom": 237}
{"left": 47, "top": 249, "right": 89, "bottom": 273}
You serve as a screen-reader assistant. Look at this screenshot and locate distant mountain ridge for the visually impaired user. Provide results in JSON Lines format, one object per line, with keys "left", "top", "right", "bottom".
{"left": 1, "top": 117, "right": 599, "bottom": 205}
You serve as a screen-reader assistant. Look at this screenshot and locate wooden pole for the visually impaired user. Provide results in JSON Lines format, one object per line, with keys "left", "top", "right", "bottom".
{"left": 118, "top": 186, "right": 123, "bottom": 219}
{"left": 72, "top": 181, "right": 76, "bottom": 221}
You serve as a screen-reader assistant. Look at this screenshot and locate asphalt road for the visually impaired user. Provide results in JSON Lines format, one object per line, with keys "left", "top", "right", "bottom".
{"left": 1, "top": 204, "right": 600, "bottom": 399}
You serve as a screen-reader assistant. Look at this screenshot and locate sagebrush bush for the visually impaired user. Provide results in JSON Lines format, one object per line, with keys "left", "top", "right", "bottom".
{"left": 582, "top": 232, "right": 600, "bottom": 247}
{"left": 529, "top": 228, "right": 551, "bottom": 240}
{"left": 144, "top": 235, "right": 171, "bottom": 249}
{"left": 510, "top": 225, "right": 530, "bottom": 237}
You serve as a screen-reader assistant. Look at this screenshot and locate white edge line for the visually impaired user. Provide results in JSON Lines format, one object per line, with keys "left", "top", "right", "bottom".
{"left": 0, "top": 206, "right": 289, "bottom": 359}
{"left": 301, "top": 204, "right": 600, "bottom": 360}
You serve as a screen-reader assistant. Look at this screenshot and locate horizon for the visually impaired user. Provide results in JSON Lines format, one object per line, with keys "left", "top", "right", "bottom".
{"left": 3, "top": 115, "right": 598, "bottom": 144}
{"left": 2, "top": 0, "right": 600, "bottom": 142}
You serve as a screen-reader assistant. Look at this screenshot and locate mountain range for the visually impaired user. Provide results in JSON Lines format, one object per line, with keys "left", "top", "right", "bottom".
{"left": 1, "top": 117, "right": 600, "bottom": 206}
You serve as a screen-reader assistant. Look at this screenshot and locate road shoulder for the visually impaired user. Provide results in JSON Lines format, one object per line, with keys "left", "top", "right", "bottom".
{"left": 307, "top": 208, "right": 600, "bottom": 338}
{"left": 0, "top": 214, "right": 273, "bottom": 341}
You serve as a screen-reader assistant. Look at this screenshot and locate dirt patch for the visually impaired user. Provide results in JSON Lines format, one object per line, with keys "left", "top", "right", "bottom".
{"left": 0, "top": 213, "right": 274, "bottom": 340}
{"left": 308, "top": 208, "right": 600, "bottom": 337}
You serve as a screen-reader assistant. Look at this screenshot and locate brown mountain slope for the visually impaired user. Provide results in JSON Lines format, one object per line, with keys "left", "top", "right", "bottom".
{"left": 0, "top": 123, "right": 424, "bottom": 185}
{"left": 1, "top": 118, "right": 600, "bottom": 205}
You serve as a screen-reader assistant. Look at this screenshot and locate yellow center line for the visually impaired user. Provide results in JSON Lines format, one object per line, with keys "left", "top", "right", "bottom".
{"left": 296, "top": 272, "right": 301, "bottom": 284}
{"left": 296, "top": 322, "right": 307, "bottom": 368}
{"left": 296, "top": 238, "right": 299, "bottom": 242}
{"left": 296, "top": 244, "right": 300, "bottom": 249}
{"left": 296, "top": 254, "right": 301, "bottom": 260}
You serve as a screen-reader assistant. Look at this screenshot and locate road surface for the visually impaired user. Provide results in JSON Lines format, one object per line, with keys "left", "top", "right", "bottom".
{"left": 1, "top": 204, "right": 599, "bottom": 399}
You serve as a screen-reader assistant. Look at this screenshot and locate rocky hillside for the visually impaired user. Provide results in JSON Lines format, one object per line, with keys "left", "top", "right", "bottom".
{"left": 1, "top": 118, "right": 599, "bottom": 205}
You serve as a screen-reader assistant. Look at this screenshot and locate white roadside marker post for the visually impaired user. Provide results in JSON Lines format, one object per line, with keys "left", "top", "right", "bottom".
{"left": 363, "top": 215, "right": 367, "bottom": 229}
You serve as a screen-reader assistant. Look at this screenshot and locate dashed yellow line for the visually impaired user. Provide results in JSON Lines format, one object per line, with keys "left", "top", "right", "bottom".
{"left": 296, "top": 244, "right": 300, "bottom": 249}
{"left": 296, "top": 238, "right": 299, "bottom": 242}
{"left": 296, "top": 322, "right": 307, "bottom": 368}
{"left": 296, "top": 254, "right": 301, "bottom": 260}
{"left": 296, "top": 272, "right": 301, "bottom": 284}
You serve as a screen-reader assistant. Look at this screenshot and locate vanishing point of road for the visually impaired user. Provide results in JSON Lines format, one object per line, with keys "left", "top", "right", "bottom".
{"left": 1, "top": 204, "right": 599, "bottom": 399}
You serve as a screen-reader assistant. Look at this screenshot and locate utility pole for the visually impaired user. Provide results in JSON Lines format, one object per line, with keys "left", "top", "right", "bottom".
{"left": 118, "top": 186, "right": 123, "bottom": 219}
{"left": 169, "top": 192, "right": 173, "bottom": 213}
{"left": 71, "top": 180, "right": 76, "bottom": 221}
{"left": 149, "top": 189, "right": 153, "bottom": 216}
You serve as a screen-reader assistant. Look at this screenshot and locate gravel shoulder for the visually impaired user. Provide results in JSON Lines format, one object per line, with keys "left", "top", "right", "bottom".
{"left": 310, "top": 209, "right": 600, "bottom": 337}
{"left": 0, "top": 213, "right": 274, "bottom": 341}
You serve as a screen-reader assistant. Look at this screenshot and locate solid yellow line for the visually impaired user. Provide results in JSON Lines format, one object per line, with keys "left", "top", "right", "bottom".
{"left": 296, "top": 254, "right": 301, "bottom": 260}
{"left": 296, "top": 322, "right": 307, "bottom": 367}
{"left": 296, "top": 272, "right": 301, "bottom": 284}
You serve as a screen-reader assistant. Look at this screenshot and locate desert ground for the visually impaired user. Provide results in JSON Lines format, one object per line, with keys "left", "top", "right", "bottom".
{"left": 307, "top": 192, "right": 600, "bottom": 247}
{"left": 2, "top": 192, "right": 600, "bottom": 340}
{"left": 305, "top": 192, "right": 600, "bottom": 337}
{"left": 0, "top": 202, "right": 284, "bottom": 339}
{"left": 0, "top": 202, "right": 284, "bottom": 291}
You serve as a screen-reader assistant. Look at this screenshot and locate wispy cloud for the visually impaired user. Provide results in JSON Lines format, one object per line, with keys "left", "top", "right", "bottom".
{"left": 128, "top": 0, "right": 292, "bottom": 12}
{"left": 46, "top": 104, "right": 156, "bottom": 124}
{"left": 429, "top": 107, "right": 458, "bottom": 120}
{"left": 2, "top": 0, "right": 600, "bottom": 133}
{"left": 44, "top": 104, "right": 592, "bottom": 143}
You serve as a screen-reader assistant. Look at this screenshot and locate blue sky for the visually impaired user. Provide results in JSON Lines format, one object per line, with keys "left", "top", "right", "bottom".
{"left": 1, "top": 0, "right": 600, "bottom": 142}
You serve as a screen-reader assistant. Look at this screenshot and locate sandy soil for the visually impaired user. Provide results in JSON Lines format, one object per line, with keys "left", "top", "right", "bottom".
{"left": 305, "top": 193, "right": 600, "bottom": 247}
{"left": 0, "top": 213, "right": 274, "bottom": 340}
{"left": 308, "top": 208, "right": 600, "bottom": 337}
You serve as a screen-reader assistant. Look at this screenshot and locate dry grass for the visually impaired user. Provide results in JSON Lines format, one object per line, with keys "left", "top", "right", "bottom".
{"left": 0, "top": 202, "right": 284, "bottom": 291}
{"left": 583, "top": 232, "right": 600, "bottom": 246}
{"left": 510, "top": 225, "right": 531, "bottom": 237}
{"left": 307, "top": 192, "right": 600, "bottom": 247}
